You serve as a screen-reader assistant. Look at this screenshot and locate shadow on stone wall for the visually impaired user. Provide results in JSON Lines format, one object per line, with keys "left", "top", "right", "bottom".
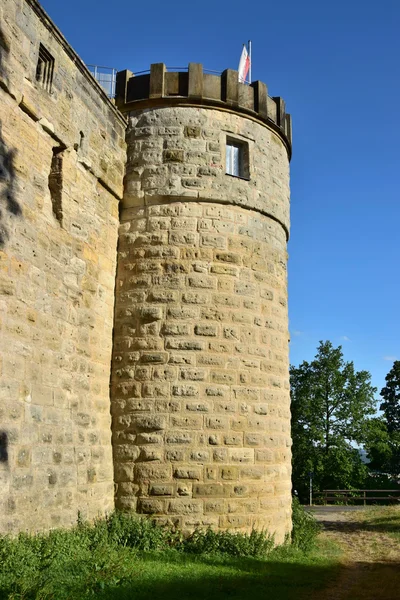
{"left": 0, "top": 24, "right": 22, "bottom": 247}
{"left": 0, "top": 431, "right": 8, "bottom": 463}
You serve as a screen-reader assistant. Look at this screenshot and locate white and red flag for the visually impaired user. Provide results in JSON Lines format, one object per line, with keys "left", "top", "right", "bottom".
{"left": 238, "top": 44, "right": 250, "bottom": 83}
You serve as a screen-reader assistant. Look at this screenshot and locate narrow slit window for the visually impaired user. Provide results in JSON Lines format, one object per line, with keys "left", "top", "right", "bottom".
{"left": 36, "top": 44, "right": 55, "bottom": 92}
{"left": 48, "top": 147, "right": 64, "bottom": 225}
{"left": 225, "top": 138, "right": 249, "bottom": 179}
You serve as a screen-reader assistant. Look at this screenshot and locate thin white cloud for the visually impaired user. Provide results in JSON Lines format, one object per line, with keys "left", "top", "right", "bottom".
{"left": 383, "top": 355, "right": 397, "bottom": 361}
{"left": 340, "top": 336, "right": 351, "bottom": 342}
{"left": 291, "top": 330, "right": 303, "bottom": 337}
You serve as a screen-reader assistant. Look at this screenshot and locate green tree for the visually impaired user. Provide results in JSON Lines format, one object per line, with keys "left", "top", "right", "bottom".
{"left": 366, "top": 361, "right": 400, "bottom": 477}
{"left": 364, "top": 417, "right": 392, "bottom": 472}
{"left": 380, "top": 361, "right": 400, "bottom": 434}
{"left": 290, "top": 341, "right": 377, "bottom": 502}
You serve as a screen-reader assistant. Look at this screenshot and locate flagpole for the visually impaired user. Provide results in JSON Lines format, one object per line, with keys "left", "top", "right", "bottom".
{"left": 248, "top": 40, "right": 252, "bottom": 84}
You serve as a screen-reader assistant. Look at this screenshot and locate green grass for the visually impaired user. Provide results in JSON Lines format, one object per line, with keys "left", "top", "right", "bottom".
{"left": 100, "top": 547, "right": 341, "bottom": 600}
{"left": 0, "top": 506, "right": 340, "bottom": 600}
{"left": 354, "top": 505, "right": 400, "bottom": 539}
{"left": 0, "top": 544, "right": 342, "bottom": 600}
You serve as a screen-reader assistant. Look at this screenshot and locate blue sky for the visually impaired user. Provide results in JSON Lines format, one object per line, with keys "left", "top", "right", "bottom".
{"left": 41, "top": 0, "right": 400, "bottom": 398}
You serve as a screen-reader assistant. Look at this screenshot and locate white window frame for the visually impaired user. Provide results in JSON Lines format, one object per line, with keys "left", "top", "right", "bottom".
{"left": 225, "top": 138, "right": 249, "bottom": 179}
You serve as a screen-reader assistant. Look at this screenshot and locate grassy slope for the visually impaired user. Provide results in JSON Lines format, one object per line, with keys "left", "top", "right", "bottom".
{"left": 104, "top": 543, "right": 342, "bottom": 600}
{"left": 0, "top": 546, "right": 342, "bottom": 600}
{"left": 3, "top": 506, "right": 399, "bottom": 600}
{"left": 0, "top": 533, "right": 341, "bottom": 600}
{"left": 356, "top": 505, "right": 400, "bottom": 539}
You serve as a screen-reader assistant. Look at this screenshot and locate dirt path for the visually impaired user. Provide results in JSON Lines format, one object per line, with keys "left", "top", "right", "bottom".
{"left": 310, "top": 506, "right": 400, "bottom": 600}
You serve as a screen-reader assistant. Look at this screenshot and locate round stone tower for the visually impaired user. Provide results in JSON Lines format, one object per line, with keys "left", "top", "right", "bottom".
{"left": 111, "top": 63, "right": 292, "bottom": 542}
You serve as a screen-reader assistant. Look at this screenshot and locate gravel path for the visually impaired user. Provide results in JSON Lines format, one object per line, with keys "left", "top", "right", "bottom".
{"left": 308, "top": 506, "right": 400, "bottom": 600}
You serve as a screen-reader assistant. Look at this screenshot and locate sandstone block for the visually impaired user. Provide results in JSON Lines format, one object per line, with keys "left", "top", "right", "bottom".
{"left": 165, "top": 432, "right": 194, "bottom": 445}
{"left": 219, "top": 515, "right": 251, "bottom": 528}
{"left": 150, "top": 485, "right": 173, "bottom": 496}
{"left": 194, "top": 324, "right": 218, "bottom": 336}
{"left": 173, "top": 467, "right": 201, "bottom": 480}
{"left": 167, "top": 499, "right": 202, "bottom": 515}
{"left": 135, "top": 464, "right": 172, "bottom": 482}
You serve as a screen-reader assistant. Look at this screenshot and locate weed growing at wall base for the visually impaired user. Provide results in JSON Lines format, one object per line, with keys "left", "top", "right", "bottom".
{"left": 291, "top": 497, "right": 321, "bottom": 551}
{"left": 92, "top": 511, "right": 274, "bottom": 557}
{"left": 182, "top": 527, "right": 274, "bottom": 557}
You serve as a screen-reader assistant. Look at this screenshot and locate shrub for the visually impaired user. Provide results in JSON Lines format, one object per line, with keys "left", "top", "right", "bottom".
{"left": 103, "top": 512, "right": 273, "bottom": 558}
{"left": 291, "top": 496, "right": 321, "bottom": 551}
{"left": 105, "top": 511, "right": 182, "bottom": 551}
{"left": 181, "top": 527, "right": 274, "bottom": 558}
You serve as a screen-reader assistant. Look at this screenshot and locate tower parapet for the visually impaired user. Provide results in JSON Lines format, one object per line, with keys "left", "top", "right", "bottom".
{"left": 116, "top": 63, "right": 292, "bottom": 156}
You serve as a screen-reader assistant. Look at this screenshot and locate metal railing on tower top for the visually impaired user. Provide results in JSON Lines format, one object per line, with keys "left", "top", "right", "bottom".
{"left": 87, "top": 65, "right": 117, "bottom": 98}
{"left": 87, "top": 65, "right": 247, "bottom": 99}
{"left": 132, "top": 67, "right": 223, "bottom": 76}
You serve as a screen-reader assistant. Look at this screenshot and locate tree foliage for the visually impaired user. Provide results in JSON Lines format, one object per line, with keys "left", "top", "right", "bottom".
{"left": 291, "top": 341, "right": 377, "bottom": 501}
{"left": 380, "top": 361, "right": 400, "bottom": 434}
{"left": 365, "top": 361, "right": 400, "bottom": 477}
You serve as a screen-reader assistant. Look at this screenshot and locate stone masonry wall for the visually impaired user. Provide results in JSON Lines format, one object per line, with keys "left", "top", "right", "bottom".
{"left": 0, "top": 0, "right": 126, "bottom": 532}
{"left": 123, "top": 106, "right": 290, "bottom": 236}
{"left": 111, "top": 106, "right": 291, "bottom": 542}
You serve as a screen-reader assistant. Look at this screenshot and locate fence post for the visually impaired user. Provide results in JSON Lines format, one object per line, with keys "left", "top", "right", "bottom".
{"left": 364, "top": 490, "right": 366, "bottom": 506}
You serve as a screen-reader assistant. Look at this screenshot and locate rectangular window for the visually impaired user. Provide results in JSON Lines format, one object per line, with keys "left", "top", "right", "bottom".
{"left": 36, "top": 44, "right": 54, "bottom": 92}
{"left": 225, "top": 138, "right": 249, "bottom": 179}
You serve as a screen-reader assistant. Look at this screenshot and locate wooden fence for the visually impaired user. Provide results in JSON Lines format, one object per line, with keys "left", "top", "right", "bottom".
{"left": 317, "top": 489, "right": 400, "bottom": 505}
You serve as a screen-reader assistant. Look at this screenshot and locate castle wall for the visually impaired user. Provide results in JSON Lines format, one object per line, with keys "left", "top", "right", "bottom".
{"left": 1, "top": 1, "right": 293, "bottom": 540}
{"left": 111, "top": 105, "right": 292, "bottom": 542}
{"left": 0, "top": 0, "right": 126, "bottom": 532}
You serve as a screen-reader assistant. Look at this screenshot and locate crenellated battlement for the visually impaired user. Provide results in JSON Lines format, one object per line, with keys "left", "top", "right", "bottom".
{"left": 115, "top": 63, "right": 292, "bottom": 157}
